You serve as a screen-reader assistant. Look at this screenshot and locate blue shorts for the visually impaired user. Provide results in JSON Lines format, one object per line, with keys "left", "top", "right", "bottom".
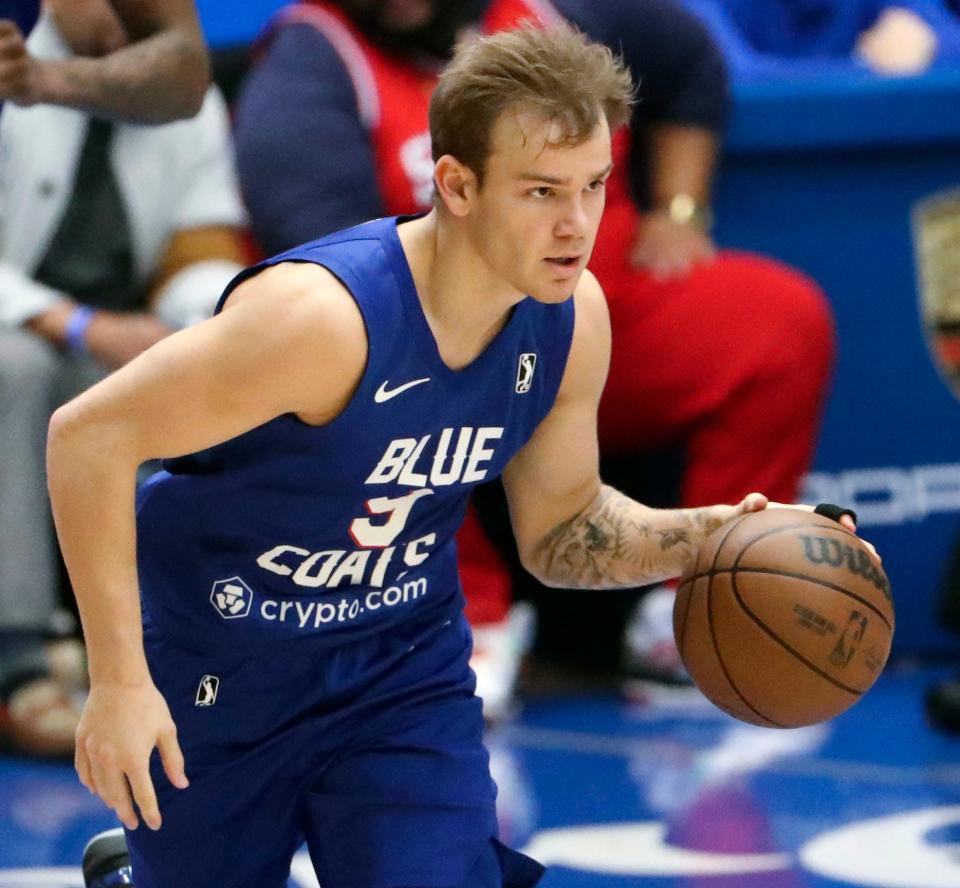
{"left": 126, "top": 612, "right": 543, "bottom": 888}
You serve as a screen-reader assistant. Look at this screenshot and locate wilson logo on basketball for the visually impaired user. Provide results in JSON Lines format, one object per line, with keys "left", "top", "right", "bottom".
{"left": 799, "top": 535, "right": 892, "bottom": 600}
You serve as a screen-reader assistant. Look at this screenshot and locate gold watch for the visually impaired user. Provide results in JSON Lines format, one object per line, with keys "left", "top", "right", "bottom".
{"left": 664, "top": 193, "right": 714, "bottom": 231}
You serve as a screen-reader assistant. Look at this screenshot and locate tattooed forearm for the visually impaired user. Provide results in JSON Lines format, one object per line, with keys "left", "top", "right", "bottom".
{"left": 658, "top": 528, "right": 690, "bottom": 549}
{"left": 38, "top": 31, "right": 208, "bottom": 122}
{"left": 532, "top": 486, "right": 736, "bottom": 589}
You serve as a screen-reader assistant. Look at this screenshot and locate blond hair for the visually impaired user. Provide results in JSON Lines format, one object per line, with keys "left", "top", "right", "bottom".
{"left": 429, "top": 22, "right": 635, "bottom": 184}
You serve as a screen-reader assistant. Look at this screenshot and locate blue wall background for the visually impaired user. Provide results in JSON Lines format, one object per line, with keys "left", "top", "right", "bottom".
{"left": 197, "top": 0, "right": 285, "bottom": 47}
{"left": 717, "top": 70, "right": 960, "bottom": 657}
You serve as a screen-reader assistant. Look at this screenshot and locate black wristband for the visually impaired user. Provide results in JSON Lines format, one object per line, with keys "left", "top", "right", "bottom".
{"left": 814, "top": 503, "right": 858, "bottom": 525}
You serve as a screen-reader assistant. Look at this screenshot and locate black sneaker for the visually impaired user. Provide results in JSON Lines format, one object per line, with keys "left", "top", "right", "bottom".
{"left": 83, "top": 828, "right": 134, "bottom": 887}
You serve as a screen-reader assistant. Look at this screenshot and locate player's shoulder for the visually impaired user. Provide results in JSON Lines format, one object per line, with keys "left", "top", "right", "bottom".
{"left": 224, "top": 261, "right": 367, "bottom": 353}
{"left": 573, "top": 267, "right": 607, "bottom": 308}
{"left": 571, "top": 268, "right": 611, "bottom": 346}
{"left": 225, "top": 260, "right": 352, "bottom": 308}
{"left": 554, "top": 269, "right": 611, "bottom": 401}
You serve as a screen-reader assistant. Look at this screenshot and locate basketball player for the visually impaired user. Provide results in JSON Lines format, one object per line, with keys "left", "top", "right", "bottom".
{"left": 50, "top": 24, "right": 860, "bottom": 888}
{"left": 235, "top": 0, "right": 838, "bottom": 699}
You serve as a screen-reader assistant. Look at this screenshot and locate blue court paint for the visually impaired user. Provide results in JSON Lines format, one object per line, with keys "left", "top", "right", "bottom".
{"left": 1, "top": 664, "right": 958, "bottom": 888}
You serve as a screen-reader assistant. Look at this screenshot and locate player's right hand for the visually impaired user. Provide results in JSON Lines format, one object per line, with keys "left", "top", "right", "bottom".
{"left": 0, "top": 20, "right": 39, "bottom": 105}
{"left": 75, "top": 681, "right": 189, "bottom": 831}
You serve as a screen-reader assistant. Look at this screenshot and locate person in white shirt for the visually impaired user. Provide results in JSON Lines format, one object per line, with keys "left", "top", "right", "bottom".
{"left": 0, "top": 0, "right": 247, "bottom": 758}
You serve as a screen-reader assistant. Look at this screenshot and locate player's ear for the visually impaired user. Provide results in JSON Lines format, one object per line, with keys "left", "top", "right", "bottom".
{"left": 434, "top": 154, "right": 476, "bottom": 217}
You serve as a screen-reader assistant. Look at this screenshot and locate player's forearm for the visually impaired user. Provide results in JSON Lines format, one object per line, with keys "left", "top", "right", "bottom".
{"left": 32, "top": 29, "right": 208, "bottom": 122}
{"left": 648, "top": 124, "right": 718, "bottom": 209}
{"left": 47, "top": 411, "right": 150, "bottom": 686}
{"left": 530, "top": 484, "right": 740, "bottom": 589}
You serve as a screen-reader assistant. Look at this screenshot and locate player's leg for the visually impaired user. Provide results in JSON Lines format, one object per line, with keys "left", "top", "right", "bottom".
{"left": 122, "top": 622, "right": 305, "bottom": 888}
{"left": 302, "top": 617, "right": 544, "bottom": 888}
{"left": 303, "top": 700, "right": 544, "bottom": 888}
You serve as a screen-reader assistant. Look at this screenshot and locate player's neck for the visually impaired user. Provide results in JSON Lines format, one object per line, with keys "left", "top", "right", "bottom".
{"left": 399, "top": 212, "right": 524, "bottom": 371}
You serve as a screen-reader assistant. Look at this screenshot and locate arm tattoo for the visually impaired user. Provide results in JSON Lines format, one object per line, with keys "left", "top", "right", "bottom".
{"left": 44, "top": 31, "right": 208, "bottom": 122}
{"left": 534, "top": 486, "right": 730, "bottom": 589}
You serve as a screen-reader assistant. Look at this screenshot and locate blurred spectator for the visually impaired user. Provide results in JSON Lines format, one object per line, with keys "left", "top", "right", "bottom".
{"left": 233, "top": 0, "right": 835, "bottom": 717}
{"left": 0, "top": 0, "right": 209, "bottom": 121}
{"left": 926, "top": 535, "right": 960, "bottom": 733}
{"left": 927, "top": 534, "right": 960, "bottom": 732}
{"left": 0, "top": 0, "right": 246, "bottom": 757}
{"left": 681, "top": 1, "right": 960, "bottom": 79}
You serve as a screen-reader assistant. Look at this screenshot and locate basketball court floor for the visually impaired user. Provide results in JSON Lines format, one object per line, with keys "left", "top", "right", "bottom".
{"left": 0, "top": 662, "right": 957, "bottom": 887}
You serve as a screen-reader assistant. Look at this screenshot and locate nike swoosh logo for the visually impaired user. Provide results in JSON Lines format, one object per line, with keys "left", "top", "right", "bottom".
{"left": 374, "top": 377, "right": 431, "bottom": 403}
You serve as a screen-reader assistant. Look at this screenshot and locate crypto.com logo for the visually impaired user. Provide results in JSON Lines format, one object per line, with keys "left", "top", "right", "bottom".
{"left": 210, "top": 577, "right": 253, "bottom": 620}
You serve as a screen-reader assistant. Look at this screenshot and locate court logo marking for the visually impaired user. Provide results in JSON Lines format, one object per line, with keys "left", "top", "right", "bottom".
{"left": 374, "top": 377, "right": 430, "bottom": 403}
{"left": 210, "top": 577, "right": 253, "bottom": 619}
{"left": 516, "top": 353, "right": 537, "bottom": 394}
{"left": 196, "top": 675, "right": 220, "bottom": 707}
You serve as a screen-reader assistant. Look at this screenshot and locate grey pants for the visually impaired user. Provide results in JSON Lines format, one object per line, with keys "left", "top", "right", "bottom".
{"left": 0, "top": 325, "right": 106, "bottom": 632}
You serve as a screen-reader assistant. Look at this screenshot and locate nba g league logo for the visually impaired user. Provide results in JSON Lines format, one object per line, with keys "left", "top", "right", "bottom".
{"left": 516, "top": 353, "right": 536, "bottom": 394}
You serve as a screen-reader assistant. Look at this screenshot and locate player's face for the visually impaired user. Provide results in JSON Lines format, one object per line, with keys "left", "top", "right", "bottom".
{"left": 468, "top": 109, "right": 612, "bottom": 304}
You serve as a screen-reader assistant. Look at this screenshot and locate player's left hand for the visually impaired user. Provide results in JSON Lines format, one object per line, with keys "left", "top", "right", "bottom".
{"left": 0, "top": 19, "right": 41, "bottom": 105}
{"left": 630, "top": 211, "right": 716, "bottom": 281}
{"left": 736, "top": 492, "right": 880, "bottom": 563}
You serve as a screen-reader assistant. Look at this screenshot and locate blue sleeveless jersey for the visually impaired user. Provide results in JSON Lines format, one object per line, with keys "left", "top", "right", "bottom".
{"left": 136, "top": 217, "right": 575, "bottom": 651}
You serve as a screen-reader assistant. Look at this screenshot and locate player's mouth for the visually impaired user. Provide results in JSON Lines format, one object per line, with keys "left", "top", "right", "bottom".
{"left": 544, "top": 255, "right": 583, "bottom": 275}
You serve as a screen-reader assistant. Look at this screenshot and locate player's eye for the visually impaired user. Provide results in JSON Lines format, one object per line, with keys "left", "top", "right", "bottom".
{"left": 586, "top": 178, "right": 607, "bottom": 192}
{"left": 530, "top": 186, "right": 554, "bottom": 199}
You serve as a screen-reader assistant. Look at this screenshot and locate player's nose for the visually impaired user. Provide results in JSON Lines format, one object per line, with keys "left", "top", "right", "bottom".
{"left": 555, "top": 194, "right": 590, "bottom": 239}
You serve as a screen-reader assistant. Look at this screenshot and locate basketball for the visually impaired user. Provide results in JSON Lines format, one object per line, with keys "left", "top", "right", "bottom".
{"left": 674, "top": 508, "right": 895, "bottom": 728}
